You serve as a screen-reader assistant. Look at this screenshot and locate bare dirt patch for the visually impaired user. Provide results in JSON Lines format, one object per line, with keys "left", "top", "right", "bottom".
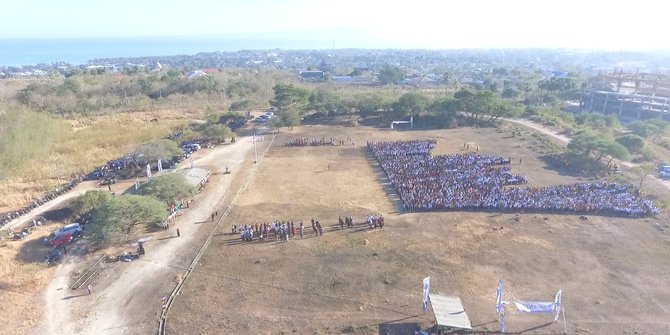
{"left": 0, "top": 226, "right": 56, "bottom": 335}
{"left": 167, "top": 124, "right": 670, "bottom": 334}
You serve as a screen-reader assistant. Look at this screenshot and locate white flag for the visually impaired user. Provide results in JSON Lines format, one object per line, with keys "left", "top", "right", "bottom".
{"left": 147, "top": 163, "right": 152, "bottom": 180}
{"left": 158, "top": 159, "right": 163, "bottom": 172}
{"left": 422, "top": 276, "right": 430, "bottom": 314}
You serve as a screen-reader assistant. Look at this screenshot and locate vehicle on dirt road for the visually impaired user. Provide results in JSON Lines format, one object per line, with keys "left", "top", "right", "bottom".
{"left": 50, "top": 234, "right": 73, "bottom": 247}
{"left": 12, "top": 227, "right": 34, "bottom": 240}
{"left": 54, "top": 223, "right": 82, "bottom": 238}
{"left": 45, "top": 249, "right": 63, "bottom": 266}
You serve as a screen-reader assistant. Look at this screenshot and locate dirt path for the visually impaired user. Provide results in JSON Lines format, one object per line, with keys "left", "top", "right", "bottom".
{"left": 34, "top": 136, "right": 256, "bottom": 335}
{"left": 2, "top": 181, "right": 102, "bottom": 232}
{"left": 505, "top": 118, "right": 670, "bottom": 191}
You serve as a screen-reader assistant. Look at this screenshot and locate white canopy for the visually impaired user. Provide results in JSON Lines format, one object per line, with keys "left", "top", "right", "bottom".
{"left": 429, "top": 294, "right": 472, "bottom": 330}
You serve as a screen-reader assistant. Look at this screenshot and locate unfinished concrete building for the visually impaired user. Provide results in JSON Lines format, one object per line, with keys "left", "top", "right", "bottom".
{"left": 581, "top": 71, "right": 670, "bottom": 121}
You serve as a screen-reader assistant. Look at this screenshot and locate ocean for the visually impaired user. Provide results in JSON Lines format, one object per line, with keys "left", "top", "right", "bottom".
{"left": 0, "top": 36, "right": 336, "bottom": 66}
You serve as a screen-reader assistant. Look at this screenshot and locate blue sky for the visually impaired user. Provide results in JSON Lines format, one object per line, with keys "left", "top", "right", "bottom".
{"left": 2, "top": 0, "right": 664, "bottom": 49}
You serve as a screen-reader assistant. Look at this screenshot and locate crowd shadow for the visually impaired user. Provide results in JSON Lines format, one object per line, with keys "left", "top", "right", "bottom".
{"left": 498, "top": 321, "right": 560, "bottom": 335}
{"left": 363, "top": 151, "right": 405, "bottom": 213}
{"left": 377, "top": 321, "right": 422, "bottom": 335}
{"left": 62, "top": 293, "right": 89, "bottom": 300}
{"left": 156, "top": 235, "right": 179, "bottom": 241}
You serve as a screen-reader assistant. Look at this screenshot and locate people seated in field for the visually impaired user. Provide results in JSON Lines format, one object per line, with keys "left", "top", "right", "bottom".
{"left": 368, "top": 140, "right": 658, "bottom": 217}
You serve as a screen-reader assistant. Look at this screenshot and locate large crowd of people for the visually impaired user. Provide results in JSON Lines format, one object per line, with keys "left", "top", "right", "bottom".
{"left": 368, "top": 140, "right": 658, "bottom": 217}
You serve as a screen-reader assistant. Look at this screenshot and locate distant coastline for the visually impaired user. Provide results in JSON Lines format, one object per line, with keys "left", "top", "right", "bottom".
{"left": 0, "top": 36, "right": 339, "bottom": 66}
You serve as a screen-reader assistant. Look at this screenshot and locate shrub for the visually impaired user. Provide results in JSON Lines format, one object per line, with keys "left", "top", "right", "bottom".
{"left": 615, "top": 134, "right": 645, "bottom": 153}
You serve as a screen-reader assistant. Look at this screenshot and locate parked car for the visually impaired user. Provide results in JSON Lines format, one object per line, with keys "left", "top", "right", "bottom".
{"left": 100, "top": 177, "right": 117, "bottom": 186}
{"left": 54, "top": 223, "right": 82, "bottom": 238}
{"left": 45, "top": 249, "right": 63, "bottom": 266}
{"left": 50, "top": 234, "right": 73, "bottom": 247}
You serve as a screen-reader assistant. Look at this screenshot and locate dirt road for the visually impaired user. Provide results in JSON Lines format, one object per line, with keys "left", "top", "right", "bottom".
{"left": 33, "top": 135, "right": 256, "bottom": 335}
{"left": 505, "top": 118, "right": 670, "bottom": 191}
{"left": 2, "top": 181, "right": 102, "bottom": 232}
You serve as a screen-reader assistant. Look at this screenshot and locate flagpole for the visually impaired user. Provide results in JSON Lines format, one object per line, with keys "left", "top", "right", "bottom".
{"left": 253, "top": 133, "right": 258, "bottom": 163}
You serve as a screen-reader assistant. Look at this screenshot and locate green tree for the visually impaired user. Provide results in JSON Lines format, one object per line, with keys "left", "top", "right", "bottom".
{"left": 428, "top": 97, "right": 459, "bottom": 128}
{"left": 353, "top": 94, "right": 389, "bottom": 117}
{"left": 627, "top": 120, "right": 669, "bottom": 138}
{"left": 197, "top": 75, "right": 218, "bottom": 93}
{"left": 568, "top": 131, "right": 603, "bottom": 157}
{"left": 598, "top": 140, "right": 630, "bottom": 164}
{"left": 270, "top": 84, "right": 310, "bottom": 127}
{"left": 229, "top": 100, "right": 253, "bottom": 111}
{"left": 309, "top": 89, "right": 345, "bottom": 116}
{"left": 391, "top": 92, "right": 430, "bottom": 120}
{"left": 633, "top": 163, "right": 656, "bottom": 193}
{"left": 575, "top": 113, "right": 620, "bottom": 134}
{"left": 270, "top": 110, "right": 303, "bottom": 127}
{"left": 501, "top": 87, "right": 520, "bottom": 99}
{"left": 457, "top": 90, "right": 520, "bottom": 123}
{"left": 132, "top": 139, "right": 183, "bottom": 166}
{"left": 58, "top": 78, "right": 81, "bottom": 96}
{"left": 137, "top": 75, "right": 157, "bottom": 94}
{"left": 140, "top": 174, "right": 196, "bottom": 205}
{"left": 441, "top": 72, "right": 450, "bottom": 85}
{"left": 616, "top": 134, "right": 645, "bottom": 153}
{"left": 202, "top": 123, "right": 233, "bottom": 143}
{"left": 377, "top": 65, "right": 404, "bottom": 85}
{"left": 89, "top": 195, "right": 168, "bottom": 239}
{"left": 73, "top": 190, "right": 113, "bottom": 217}
{"left": 568, "top": 131, "right": 630, "bottom": 162}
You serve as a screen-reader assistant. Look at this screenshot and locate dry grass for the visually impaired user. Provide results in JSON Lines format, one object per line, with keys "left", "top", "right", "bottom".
{"left": 0, "top": 227, "right": 55, "bottom": 335}
{"left": 0, "top": 110, "right": 199, "bottom": 212}
{"left": 167, "top": 123, "right": 670, "bottom": 334}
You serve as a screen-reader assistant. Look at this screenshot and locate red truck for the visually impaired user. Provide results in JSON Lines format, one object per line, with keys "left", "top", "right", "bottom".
{"left": 50, "top": 233, "right": 73, "bottom": 247}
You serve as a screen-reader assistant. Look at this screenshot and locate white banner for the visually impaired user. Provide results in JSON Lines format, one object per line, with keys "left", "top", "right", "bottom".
{"left": 157, "top": 159, "right": 163, "bottom": 172}
{"left": 514, "top": 301, "right": 555, "bottom": 314}
{"left": 422, "top": 276, "right": 430, "bottom": 314}
{"left": 147, "top": 163, "right": 152, "bottom": 180}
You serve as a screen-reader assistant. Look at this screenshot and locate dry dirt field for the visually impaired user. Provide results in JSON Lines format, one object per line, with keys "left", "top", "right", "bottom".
{"left": 162, "top": 122, "right": 670, "bottom": 335}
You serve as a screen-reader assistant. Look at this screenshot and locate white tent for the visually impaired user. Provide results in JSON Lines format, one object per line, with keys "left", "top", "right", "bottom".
{"left": 429, "top": 294, "right": 472, "bottom": 330}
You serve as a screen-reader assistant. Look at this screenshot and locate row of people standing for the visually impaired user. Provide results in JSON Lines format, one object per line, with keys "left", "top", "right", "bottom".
{"left": 233, "top": 221, "right": 306, "bottom": 242}
{"left": 232, "top": 213, "right": 390, "bottom": 243}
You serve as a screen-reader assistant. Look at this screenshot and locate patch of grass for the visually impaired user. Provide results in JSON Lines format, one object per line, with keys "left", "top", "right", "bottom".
{"left": 0, "top": 109, "right": 187, "bottom": 211}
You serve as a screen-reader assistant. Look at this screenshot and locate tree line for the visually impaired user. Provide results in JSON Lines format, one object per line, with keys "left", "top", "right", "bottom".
{"left": 268, "top": 84, "right": 524, "bottom": 128}
{"left": 14, "top": 68, "right": 293, "bottom": 116}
